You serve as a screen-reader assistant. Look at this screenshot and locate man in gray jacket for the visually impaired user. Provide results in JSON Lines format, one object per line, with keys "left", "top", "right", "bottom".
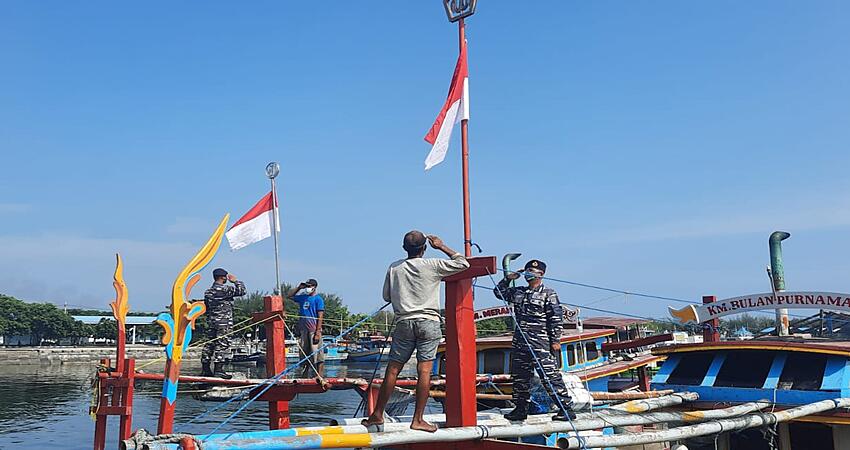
{"left": 362, "top": 230, "right": 469, "bottom": 432}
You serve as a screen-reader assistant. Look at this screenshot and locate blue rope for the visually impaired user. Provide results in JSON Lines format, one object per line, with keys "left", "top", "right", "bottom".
{"left": 487, "top": 273, "right": 588, "bottom": 450}
{"left": 199, "top": 302, "right": 392, "bottom": 440}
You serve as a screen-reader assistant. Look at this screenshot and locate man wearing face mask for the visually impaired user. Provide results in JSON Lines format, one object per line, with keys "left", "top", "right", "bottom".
{"left": 494, "top": 259, "right": 575, "bottom": 422}
{"left": 288, "top": 279, "right": 325, "bottom": 377}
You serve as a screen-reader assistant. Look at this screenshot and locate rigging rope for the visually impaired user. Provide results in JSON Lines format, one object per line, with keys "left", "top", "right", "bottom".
{"left": 194, "top": 302, "right": 392, "bottom": 439}
{"left": 134, "top": 316, "right": 261, "bottom": 371}
{"left": 494, "top": 268, "right": 808, "bottom": 319}
{"left": 352, "top": 320, "right": 396, "bottom": 418}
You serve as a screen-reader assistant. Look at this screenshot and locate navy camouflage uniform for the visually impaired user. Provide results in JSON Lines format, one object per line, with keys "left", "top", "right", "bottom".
{"left": 494, "top": 278, "right": 572, "bottom": 408}
{"left": 201, "top": 280, "right": 246, "bottom": 364}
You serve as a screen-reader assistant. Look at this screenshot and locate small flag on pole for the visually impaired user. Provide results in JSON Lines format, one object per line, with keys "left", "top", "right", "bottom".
{"left": 225, "top": 192, "right": 280, "bottom": 251}
{"left": 423, "top": 44, "right": 469, "bottom": 171}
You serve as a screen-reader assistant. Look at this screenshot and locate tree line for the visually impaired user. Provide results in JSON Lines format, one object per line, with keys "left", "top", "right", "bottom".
{"left": 0, "top": 294, "right": 98, "bottom": 344}
{"left": 0, "top": 284, "right": 371, "bottom": 346}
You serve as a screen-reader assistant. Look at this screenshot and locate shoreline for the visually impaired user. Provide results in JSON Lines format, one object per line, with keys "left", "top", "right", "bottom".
{"left": 0, "top": 345, "right": 199, "bottom": 365}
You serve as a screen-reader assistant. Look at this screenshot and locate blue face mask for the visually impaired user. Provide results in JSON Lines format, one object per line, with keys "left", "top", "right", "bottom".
{"left": 524, "top": 269, "right": 543, "bottom": 282}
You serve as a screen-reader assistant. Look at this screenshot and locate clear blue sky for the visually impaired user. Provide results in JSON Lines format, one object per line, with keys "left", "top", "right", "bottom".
{"left": 2, "top": 1, "right": 849, "bottom": 319}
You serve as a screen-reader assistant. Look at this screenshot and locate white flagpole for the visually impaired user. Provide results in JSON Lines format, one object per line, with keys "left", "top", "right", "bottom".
{"left": 266, "top": 162, "right": 282, "bottom": 295}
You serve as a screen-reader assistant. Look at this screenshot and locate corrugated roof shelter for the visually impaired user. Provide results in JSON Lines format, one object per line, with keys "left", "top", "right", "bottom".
{"left": 72, "top": 315, "right": 157, "bottom": 325}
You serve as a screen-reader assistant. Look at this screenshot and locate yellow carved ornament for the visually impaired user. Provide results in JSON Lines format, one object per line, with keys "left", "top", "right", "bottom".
{"left": 160, "top": 214, "right": 230, "bottom": 364}
{"left": 109, "top": 253, "right": 129, "bottom": 327}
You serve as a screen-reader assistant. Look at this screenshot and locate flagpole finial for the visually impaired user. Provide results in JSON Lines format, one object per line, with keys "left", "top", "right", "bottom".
{"left": 266, "top": 162, "right": 280, "bottom": 180}
{"left": 442, "top": 0, "right": 477, "bottom": 22}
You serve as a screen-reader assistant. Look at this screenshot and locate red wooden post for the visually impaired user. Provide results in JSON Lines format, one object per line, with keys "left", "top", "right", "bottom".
{"left": 442, "top": 257, "right": 496, "bottom": 428}
{"left": 263, "top": 295, "right": 289, "bottom": 429}
{"left": 637, "top": 365, "right": 650, "bottom": 392}
{"left": 179, "top": 436, "right": 196, "bottom": 450}
{"left": 118, "top": 359, "right": 135, "bottom": 442}
{"left": 702, "top": 295, "right": 720, "bottom": 343}
{"left": 116, "top": 322, "right": 126, "bottom": 374}
{"left": 92, "top": 358, "right": 110, "bottom": 450}
{"left": 157, "top": 359, "right": 180, "bottom": 434}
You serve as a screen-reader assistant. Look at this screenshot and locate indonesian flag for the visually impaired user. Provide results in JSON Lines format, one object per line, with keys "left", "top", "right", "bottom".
{"left": 225, "top": 191, "right": 280, "bottom": 251}
{"left": 423, "top": 44, "right": 469, "bottom": 171}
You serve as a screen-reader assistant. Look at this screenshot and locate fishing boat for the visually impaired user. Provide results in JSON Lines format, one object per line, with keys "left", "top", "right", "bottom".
{"left": 280, "top": 337, "right": 348, "bottom": 363}
{"left": 645, "top": 230, "right": 850, "bottom": 449}
{"left": 651, "top": 338, "right": 850, "bottom": 449}
{"left": 431, "top": 324, "right": 666, "bottom": 410}
{"left": 345, "top": 335, "right": 391, "bottom": 363}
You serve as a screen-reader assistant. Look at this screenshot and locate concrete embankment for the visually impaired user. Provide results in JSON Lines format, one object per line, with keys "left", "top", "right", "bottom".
{"left": 0, "top": 345, "right": 200, "bottom": 365}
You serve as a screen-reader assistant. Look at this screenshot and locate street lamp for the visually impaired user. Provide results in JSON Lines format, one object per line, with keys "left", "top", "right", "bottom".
{"left": 266, "top": 161, "right": 280, "bottom": 180}
{"left": 442, "top": 0, "right": 477, "bottom": 22}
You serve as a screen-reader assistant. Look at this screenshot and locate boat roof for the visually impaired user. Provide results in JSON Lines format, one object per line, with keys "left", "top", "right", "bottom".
{"left": 580, "top": 316, "right": 650, "bottom": 329}
{"left": 473, "top": 328, "right": 615, "bottom": 345}
{"left": 653, "top": 337, "right": 850, "bottom": 357}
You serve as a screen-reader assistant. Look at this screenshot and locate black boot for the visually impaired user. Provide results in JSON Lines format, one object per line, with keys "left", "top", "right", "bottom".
{"left": 552, "top": 404, "right": 577, "bottom": 421}
{"left": 201, "top": 361, "right": 213, "bottom": 377}
{"left": 213, "top": 362, "right": 232, "bottom": 380}
{"left": 504, "top": 402, "right": 528, "bottom": 421}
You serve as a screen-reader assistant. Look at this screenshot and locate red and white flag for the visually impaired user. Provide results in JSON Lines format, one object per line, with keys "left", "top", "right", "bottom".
{"left": 423, "top": 44, "right": 469, "bottom": 171}
{"left": 225, "top": 192, "right": 280, "bottom": 251}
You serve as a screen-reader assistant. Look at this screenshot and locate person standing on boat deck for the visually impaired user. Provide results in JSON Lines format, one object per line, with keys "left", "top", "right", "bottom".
{"left": 494, "top": 259, "right": 576, "bottom": 422}
{"left": 361, "top": 230, "right": 470, "bottom": 433}
{"left": 201, "top": 268, "right": 246, "bottom": 379}
{"left": 287, "top": 278, "right": 325, "bottom": 378}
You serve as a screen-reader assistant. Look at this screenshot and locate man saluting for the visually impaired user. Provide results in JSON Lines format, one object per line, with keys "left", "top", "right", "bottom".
{"left": 287, "top": 278, "right": 325, "bottom": 378}
{"left": 202, "top": 268, "right": 246, "bottom": 379}
{"left": 494, "top": 259, "right": 576, "bottom": 422}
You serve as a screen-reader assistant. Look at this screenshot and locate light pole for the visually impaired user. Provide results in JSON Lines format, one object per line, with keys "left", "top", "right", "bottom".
{"left": 266, "top": 162, "right": 282, "bottom": 295}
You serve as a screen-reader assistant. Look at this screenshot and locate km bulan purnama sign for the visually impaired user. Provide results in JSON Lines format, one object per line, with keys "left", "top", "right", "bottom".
{"left": 669, "top": 291, "right": 850, "bottom": 324}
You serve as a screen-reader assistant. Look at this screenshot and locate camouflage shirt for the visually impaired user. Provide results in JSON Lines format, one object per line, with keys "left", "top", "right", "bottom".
{"left": 494, "top": 279, "right": 564, "bottom": 348}
{"left": 204, "top": 280, "right": 246, "bottom": 327}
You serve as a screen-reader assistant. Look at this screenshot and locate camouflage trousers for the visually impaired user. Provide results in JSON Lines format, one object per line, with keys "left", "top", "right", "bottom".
{"left": 201, "top": 324, "right": 232, "bottom": 364}
{"left": 511, "top": 343, "right": 571, "bottom": 406}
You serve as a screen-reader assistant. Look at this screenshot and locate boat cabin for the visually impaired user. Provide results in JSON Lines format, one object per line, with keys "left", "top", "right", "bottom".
{"left": 652, "top": 338, "right": 850, "bottom": 450}
{"left": 434, "top": 327, "right": 663, "bottom": 393}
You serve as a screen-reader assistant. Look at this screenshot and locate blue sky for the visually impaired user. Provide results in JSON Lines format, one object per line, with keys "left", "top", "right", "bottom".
{"left": 1, "top": 1, "right": 849, "bottom": 319}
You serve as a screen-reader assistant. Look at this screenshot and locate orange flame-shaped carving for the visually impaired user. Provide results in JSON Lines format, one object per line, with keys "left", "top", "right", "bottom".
{"left": 109, "top": 253, "right": 129, "bottom": 327}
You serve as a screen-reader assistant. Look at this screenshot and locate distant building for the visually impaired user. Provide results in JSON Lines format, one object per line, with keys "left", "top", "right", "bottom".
{"left": 72, "top": 315, "right": 158, "bottom": 344}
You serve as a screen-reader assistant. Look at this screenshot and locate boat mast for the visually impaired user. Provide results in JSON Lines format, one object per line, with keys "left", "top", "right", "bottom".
{"left": 458, "top": 18, "right": 472, "bottom": 257}
{"left": 442, "top": 0, "right": 477, "bottom": 257}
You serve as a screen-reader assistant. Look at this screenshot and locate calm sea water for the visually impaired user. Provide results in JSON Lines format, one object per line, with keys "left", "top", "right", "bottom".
{"left": 0, "top": 361, "right": 427, "bottom": 450}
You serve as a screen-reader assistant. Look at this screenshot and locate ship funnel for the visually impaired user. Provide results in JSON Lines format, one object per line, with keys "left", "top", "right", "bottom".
{"left": 502, "top": 253, "right": 522, "bottom": 288}
{"left": 769, "top": 231, "right": 791, "bottom": 291}
{"left": 768, "top": 231, "right": 791, "bottom": 336}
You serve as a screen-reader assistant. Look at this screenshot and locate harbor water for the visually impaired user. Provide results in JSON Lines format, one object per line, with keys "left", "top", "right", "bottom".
{"left": 0, "top": 361, "right": 426, "bottom": 450}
